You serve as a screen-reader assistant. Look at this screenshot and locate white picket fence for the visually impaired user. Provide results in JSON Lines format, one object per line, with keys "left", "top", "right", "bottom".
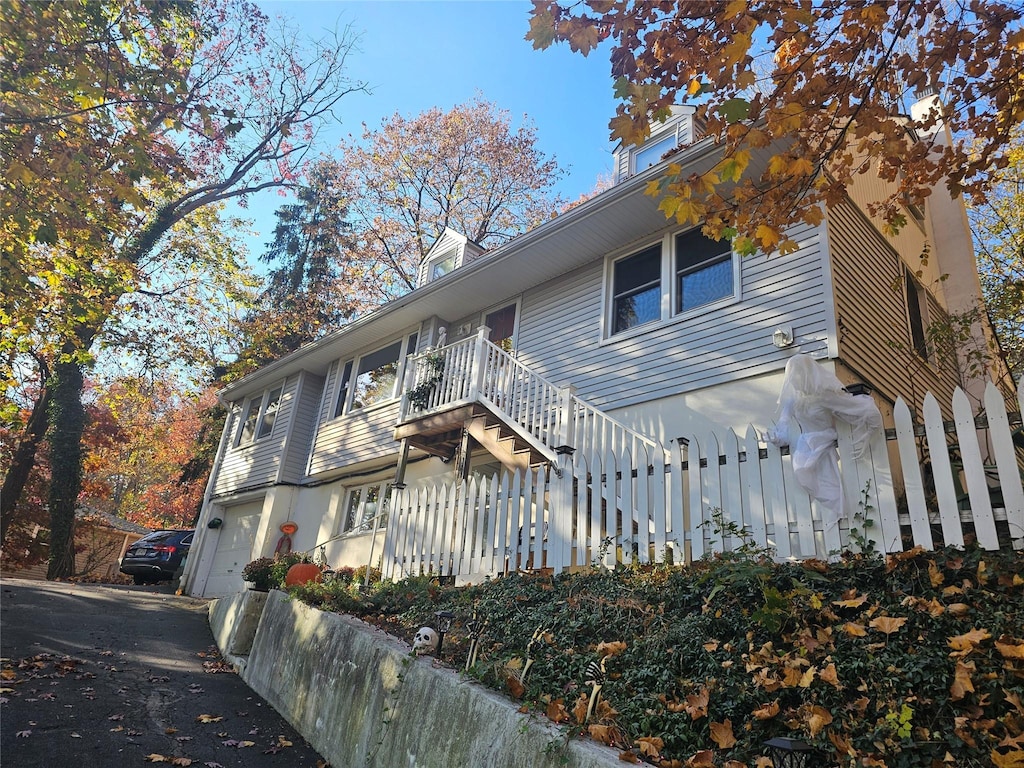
{"left": 380, "top": 382, "right": 1023, "bottom": 582}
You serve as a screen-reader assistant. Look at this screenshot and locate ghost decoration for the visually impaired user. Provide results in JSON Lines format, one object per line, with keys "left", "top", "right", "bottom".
{"left": 765, "top": 355, "right": 882, "bottom": 526}
{"left": 412, "top": 626, "right": 439, "bottom": 656}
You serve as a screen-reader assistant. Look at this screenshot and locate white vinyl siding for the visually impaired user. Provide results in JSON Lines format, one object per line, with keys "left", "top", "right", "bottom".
{"left": 215, "top": 375, "right": 299, "bottom": 494}
{"left": 307, "top": 401, "right": 402, "bottom": 477}
{"left": 517, "top": 221, "right": 830, "bottom": 411}
{"left": 280, "top": 372, "right": 324, "bottom": 483}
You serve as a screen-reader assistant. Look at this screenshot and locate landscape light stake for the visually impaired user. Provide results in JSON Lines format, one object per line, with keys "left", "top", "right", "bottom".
{"left": 762, "top": 737, "right": 817, "bottom": 767}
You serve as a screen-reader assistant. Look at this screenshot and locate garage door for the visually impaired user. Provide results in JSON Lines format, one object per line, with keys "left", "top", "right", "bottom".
{"left": 203, "top": 500, "right": 264, "bottom": 597}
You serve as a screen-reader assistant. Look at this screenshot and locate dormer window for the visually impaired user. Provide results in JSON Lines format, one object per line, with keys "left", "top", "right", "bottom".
{"left": 429, "top": 249, "right": 458, "bottom": 281}
{"left": 417, "top": 227, "right": 486, "bottom": 288}
{"left": 633, "top": 132, "right": 679, "bottom": 175}
{"left": 614, "top": 105, "right": 699, "bottom": 183}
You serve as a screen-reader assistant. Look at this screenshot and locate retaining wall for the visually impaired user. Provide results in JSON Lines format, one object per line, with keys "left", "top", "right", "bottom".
{"left": 209, "top": 590, "right": 620, "bottom": 768}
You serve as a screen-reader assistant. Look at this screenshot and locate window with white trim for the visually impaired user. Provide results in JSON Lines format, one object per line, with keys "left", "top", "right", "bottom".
{"left": 235, "top": 382, "right": 286, "bottom": 446}
{"left": 333, "top": 332, "right": 419, "bottom": 417}
{"left": 340, "top": 480, "right": 391, "bottom": 534}
{"left": 607, "top": 227, "right": 738, "bottom": 338}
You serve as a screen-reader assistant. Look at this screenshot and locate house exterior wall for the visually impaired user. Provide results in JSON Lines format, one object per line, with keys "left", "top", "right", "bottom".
{"left": 514, "top": 219, "right": 830, "bottom": 416}
{"left": 826, "top": 197, "right": 959, "bottom": 414}
{"left": 281, "top": 372, "right": 325, "bottom": 483}
{"left": 213, "top": 374, "right": 299, "bottom": 496}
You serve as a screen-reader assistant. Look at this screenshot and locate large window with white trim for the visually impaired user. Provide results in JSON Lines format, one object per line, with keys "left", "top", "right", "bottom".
{"left": 333, "top": 332, "right": 419, "bottom": 417}
{"left": 607, "top": 227, "right": 738, "bottom": 338}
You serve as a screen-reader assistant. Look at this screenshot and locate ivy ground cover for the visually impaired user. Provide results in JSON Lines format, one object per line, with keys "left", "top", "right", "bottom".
{"left": 289, "top": 546, "right": 1024, "bottom": 767}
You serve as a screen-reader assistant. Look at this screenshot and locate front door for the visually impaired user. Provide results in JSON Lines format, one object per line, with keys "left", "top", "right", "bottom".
{"left": 484, "top": 303, "right": 518, "bottom": 352}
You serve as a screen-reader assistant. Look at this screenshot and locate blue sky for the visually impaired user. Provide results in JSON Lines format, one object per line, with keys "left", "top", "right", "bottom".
{"left": 237, "top": 0, "right": 621, "bottom": 256}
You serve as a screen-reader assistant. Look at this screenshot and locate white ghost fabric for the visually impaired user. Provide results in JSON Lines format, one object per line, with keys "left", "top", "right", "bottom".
{"left": 765, "top": 355, "right": 882, "bottom": 524}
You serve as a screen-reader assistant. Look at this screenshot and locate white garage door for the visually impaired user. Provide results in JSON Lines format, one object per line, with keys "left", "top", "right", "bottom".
{"left": 203, "top": 500, "right": 264, "bottom": 597}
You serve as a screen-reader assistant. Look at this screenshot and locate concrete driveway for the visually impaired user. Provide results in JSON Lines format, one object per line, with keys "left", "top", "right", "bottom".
{"left": 0, "top": 578, "right": 330, "bottom": 767}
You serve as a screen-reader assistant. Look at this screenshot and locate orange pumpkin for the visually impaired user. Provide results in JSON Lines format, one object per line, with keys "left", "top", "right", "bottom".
{"left": 284, "top": 562, "right": 323, "bottom": 587}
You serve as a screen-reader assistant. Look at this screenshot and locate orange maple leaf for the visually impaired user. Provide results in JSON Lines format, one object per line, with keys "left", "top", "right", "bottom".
{"left": 869, "top": 615, "right": 907, "bottom": 635}
{"left": 950, "top": 660, "right": 976, "bottom": 701}
{"left": 685, "top": 687, "right": 709, "bottom": 720}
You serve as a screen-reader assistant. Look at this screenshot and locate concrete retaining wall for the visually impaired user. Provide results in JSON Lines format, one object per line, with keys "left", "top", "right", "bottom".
{"left": 209, "top": 590, "right": 620, "bottom": 768}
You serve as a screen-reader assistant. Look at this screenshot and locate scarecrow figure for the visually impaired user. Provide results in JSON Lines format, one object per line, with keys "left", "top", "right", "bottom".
{"left": 765, "top": 355, "right": 882, "bottom": 525}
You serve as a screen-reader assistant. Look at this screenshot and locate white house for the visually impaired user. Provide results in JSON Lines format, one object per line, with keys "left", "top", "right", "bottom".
{"left": 180, "top": 104, "right": 1012, "bottom": 598}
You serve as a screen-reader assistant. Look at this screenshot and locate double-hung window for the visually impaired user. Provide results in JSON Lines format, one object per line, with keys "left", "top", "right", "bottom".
{"left": 612, "top": 244, "right": 663, "bottom": 334}
{"left": 235, "top": 383, "right": 285, "bottom": 446}
{"left": 608, "top": 227, "right": 738, "bottom": 338}
{"left": 675, "top": 228, "right": 734, "bottom": 313}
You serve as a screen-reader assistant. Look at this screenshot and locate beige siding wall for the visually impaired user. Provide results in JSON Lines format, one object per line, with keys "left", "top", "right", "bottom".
{"left": 307, "top": 401, "right": 403, "bottom": 477}
{"left": 827, "top": 198, "right": 959, "bottom": 414}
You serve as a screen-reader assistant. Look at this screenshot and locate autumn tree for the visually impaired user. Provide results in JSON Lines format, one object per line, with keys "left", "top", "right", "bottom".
{"left": 232, "top": 161, "right": 358, "bottom": 376}
{"left": 968, "top": 130, "right": 1024, "bottom": 381}
{"left": 326, "top": 96, "right": 567, "bottom": 303}
{"left": 527, "top": 1, "right": 1024, "bottom": 255}
{"left": 1, "top": 0, "right": 364, "bottom": 578}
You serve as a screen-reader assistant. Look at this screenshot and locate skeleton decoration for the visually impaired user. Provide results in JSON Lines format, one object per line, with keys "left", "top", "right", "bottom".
{"left": 584, "top": 657, "right": 607, "bottom": 723}
{"left": 464, "top": 609, "right": 488, "bottom": 672}
{"left": 412, "top": 626, "right": 439, "bottom": 656}
{"left": 765, "top": 355, "right": 882, "bottom": 526}
{"left": 520, "top": 625, "right": 548, "bottom": 683}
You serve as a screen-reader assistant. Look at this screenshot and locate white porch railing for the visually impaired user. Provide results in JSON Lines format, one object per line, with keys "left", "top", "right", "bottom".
{"left": 399, "top": 327, "right": 660, "bottom": 463}
{"left": 381, "top": 381, "right": 1023, "bottom": 582}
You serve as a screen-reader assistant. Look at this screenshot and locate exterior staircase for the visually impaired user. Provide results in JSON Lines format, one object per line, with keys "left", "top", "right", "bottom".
{"left": 394, "top": 326, "right": 660, "bottom": 473}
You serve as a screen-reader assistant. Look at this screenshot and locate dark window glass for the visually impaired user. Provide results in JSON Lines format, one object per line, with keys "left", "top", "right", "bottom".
{"left": 675, "top": 229, "right": 733, "bottom": 313}
{"left": 906, "top": 271, "right": 928, "bottom": 359}
{"left": 238, "top": 397, "right": 262, "bottom": 445}
{"left": 612, "top": 244, "right": 662, "bottom": 334}
{"left": 485, "top": 304, "right": 517, "bottom": 351}
{"left": 333, "top": 361, "right": 353, "bottom": 418}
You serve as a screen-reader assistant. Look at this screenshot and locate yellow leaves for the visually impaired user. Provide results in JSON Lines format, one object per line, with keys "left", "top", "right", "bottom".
{"left": 144, "top": 757, "right": 192, "bottom": 766}
{"left": 596, "top": 640, "right": 627, "bottom": 658}
{"left": 950, "top": 660, "right": 976, "bottom": 701}
{"left": 929, "top": 560, "right": 945, "bottom": 587}
{"left": 752, "top": 700, "right": 780, "bottom": 720}
{"left": 859, "top": 3, "right": 888, "bottom": 26}
{"left": 991, "top": 750, "right": 1024, "bottom": 768}
{"left": 820, "top": 662, "right": 842, "bottom": 689}
{"left": 833, "top": 591, "right": 868, "bottom": 610}
{"left": 948, "top": 628, "right": 992, "bottom": 656}
{"left": 843, "top": 622, "right": 868, "bottom": 638}
{"left": 807, "top": 704, "right": 834, "bottom": 737}
{"left": 996, "top": 637, "right": 1024, "bottom": 659}
{"left": 194, "top": 714, "right": 223, "bottom": 723}
{"left": 754, "top": 224, "right": 781, "bottom": 250}
{"left": 869, "top": 615, "right": 907, "bottom": 636}
{"left": 709, "top": 719, "right": 737, "bottom": 749}
{"left": 715, "top": 149, "right": 751, "bottom": 183}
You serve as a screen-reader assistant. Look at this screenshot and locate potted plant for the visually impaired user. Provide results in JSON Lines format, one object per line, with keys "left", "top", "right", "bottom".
{"left": 241, "top": 557, "right": 276, "bottom": 592}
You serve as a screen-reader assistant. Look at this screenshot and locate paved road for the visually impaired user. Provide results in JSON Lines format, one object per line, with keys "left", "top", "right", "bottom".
{"left": 1, "top": 578, "right": 329, "bottom": 767}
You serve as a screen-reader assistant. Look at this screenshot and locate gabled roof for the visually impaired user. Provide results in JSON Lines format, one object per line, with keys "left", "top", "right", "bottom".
{"left": 220, "top": 133, "right": 728, "bottom": 401}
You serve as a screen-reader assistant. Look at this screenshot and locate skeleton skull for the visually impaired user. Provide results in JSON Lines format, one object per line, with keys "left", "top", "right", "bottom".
{"left": 412, "top": 626, "right": 439, "bottom": 655}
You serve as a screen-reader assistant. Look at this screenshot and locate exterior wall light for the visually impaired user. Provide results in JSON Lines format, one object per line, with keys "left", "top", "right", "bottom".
{"left": 772, "top": 327, "right": 795, "bottom": 348}
{"left": 763, "top": 737, "right": 817, "bottom": 767}
{"left": 207, "top": 517, "right": 223, "bottom": 529}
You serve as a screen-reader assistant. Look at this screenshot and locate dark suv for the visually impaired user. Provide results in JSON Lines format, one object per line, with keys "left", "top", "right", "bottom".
{"left": 119, "top": 529, "right": 194, "bottom": 585}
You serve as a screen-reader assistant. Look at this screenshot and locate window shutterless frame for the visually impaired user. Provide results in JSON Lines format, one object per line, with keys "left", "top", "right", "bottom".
{"left": 332, "top": 331, "right": 420, "bottom": 418}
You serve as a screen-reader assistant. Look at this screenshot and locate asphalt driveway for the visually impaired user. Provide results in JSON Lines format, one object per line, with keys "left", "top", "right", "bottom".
{"left": 0, "top": 578, "right": 329, "bottom": 767}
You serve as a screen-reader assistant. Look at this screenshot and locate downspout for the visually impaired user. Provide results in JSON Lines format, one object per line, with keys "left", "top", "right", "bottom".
{"left": 178, "top": 395, "right": 235, "bottom": 596}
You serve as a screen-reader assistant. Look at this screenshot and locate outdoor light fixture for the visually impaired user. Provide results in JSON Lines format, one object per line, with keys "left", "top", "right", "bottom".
{"left": 207, "top": 517, "right": 223, "bottom": 529}
{"left": 845, "top": 382, "right": 872, "bottom": 397}
{"left": 763, "top": 737, "right": 816, "bottom": 767}
{"left": 434, "top": 609, "right": 455, "bottom": 654}
{"left": 772, "top": 327, "right": 795, "bottom": 348}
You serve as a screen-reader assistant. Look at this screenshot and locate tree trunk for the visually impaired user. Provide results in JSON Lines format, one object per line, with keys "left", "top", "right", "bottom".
{"left": 46, "top": 359, "right": 85, "bottom": 580}
{"left": 0, "top": 383, "right": 51, "bottom": 544}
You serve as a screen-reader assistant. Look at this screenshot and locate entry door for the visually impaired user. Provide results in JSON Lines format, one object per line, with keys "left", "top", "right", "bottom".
{"left": 485, "top": 303, "right": 518, "bottom": 352}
